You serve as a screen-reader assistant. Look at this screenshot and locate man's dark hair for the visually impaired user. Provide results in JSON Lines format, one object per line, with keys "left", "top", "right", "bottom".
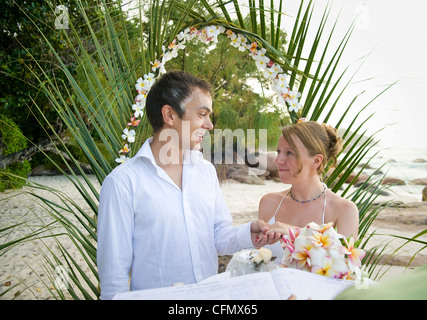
{"left": 145, "top": 70, "right": 213, "bottom": 132}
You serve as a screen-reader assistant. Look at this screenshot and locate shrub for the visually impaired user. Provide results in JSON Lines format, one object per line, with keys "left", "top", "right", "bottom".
{"left": 0, "top": 114, "right": 31, "bottom": 192}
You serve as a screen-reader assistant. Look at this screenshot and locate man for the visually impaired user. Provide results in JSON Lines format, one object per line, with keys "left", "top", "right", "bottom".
{"left": 97, "top": 70, "right": 272, "bottom": 300}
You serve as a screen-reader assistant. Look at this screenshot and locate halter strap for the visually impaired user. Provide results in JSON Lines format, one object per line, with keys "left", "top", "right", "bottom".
{"left": 272, "top": 183, "right": 328, "bottom": 225}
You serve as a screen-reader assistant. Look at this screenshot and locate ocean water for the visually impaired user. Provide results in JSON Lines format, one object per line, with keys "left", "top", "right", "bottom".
{"left": 365, "top": 146, "right": 427, "bottom": 182}
{"left": 354, "top": 146, "right": 427, "bottom": 202}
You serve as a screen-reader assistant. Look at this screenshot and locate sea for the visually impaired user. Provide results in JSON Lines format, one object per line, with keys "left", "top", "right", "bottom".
{"left": 353, "top": 146, "right": 427, "bottom": 202}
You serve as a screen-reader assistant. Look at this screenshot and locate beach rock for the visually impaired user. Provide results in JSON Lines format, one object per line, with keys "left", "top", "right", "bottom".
{"left": 345, "top": 173, "right": 370, "bottom": 185}
{"left": 226, "top": 164, "right": 266, "bottom": 185}
{"left": 30, "top": 164, "right": 60, "bottom": 176}
{"left": 413, "top": 158, "right": 427, "bottom": 163}
{"left": 246, "top": 151, "right": 278, "bottom": 178}
{"left": 266, "top": 152, "right": 278, "bottom": 178}
{"left": 423, "top": 187, "right": 427, "bottom": 202}
{"left": 354, "top": 181, "right": 391, "bottom": 196}
{"left": 381, "top": 177, "right": 405, "bottom": 186}
{"left": 410, "top": 178, "right": 427, "bottom": 186}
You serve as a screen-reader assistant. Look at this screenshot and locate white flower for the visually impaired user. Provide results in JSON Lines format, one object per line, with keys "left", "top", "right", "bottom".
{"left": 255, "top": 58, "right": 268, "bottom": 71}
{"left": 230, "top": 33, "right": 247, "bottom": 51}
{"left": 270, "top": 63, "right": 283, "bottom": 74}
{"left": 287, "top": 89, "right": 302, "bottom": 101}
{"left": 253, "top": 48, "right": 269, "bottom": 63}
{"left": 162, "top": 50, "right": 178, "bottom": 64}
{"left": 204, "top": 25, "right": 221, "bottom": 43}
{"left": 132, "top": 102, "right": 145, "bottom": 118}
{"left": 274, "top": 79, "right": 289, "bottom": 94}
{"left": 121, "top": 128, "right": 136, "bottom": 143}
{"left": 288, "top": 99, "right": 302, "bottom": 113}
{"left": 144, "top": 72, "right": 155, "bottom": 83}
{"left": 275, "top": 74, "right": 289, "bottom": 90}
{"left": 263, "top": 67, "right": 277, "bottom": 79}
{"left": 135, "top": 77, "right": 148, "bottom": 93}
{"left": 177, "top": 31, "right": 186, "bottom": 42}
{"left": 115, "top": 155, "right": 128, "bottom": 164}
{"left": 135, "top": 73, "right": 155, "bottom": 93}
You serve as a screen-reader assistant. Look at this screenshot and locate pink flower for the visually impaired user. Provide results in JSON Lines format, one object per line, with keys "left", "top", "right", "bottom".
{"left": 342, "top": 237, "right": 366, "bottom": 267}
{"left": 151, "top": 59, "right": 161, "bottom": 72}
{"left": 119, "top": 144, "right": 130, "bottom": 154}
{"left": 127, "top": 117, "right": 141, "bottom": 127}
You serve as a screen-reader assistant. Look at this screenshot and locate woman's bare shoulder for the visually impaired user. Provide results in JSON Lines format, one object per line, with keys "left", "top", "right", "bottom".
{"left": 258, "top": 189, "right": 290, "bottom": 221}
{"left": 328, "top": 190, "right": 358, "bottom": 218}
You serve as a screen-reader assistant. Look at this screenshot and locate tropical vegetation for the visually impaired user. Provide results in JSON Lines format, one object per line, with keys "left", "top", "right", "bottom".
{"left": 0, "top": 0, "right": 425, "bottom": 299}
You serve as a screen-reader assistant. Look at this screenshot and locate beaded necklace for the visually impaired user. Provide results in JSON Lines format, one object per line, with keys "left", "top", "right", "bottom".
{"left": 290, "top": 184, "right": 326, "bottom": 204}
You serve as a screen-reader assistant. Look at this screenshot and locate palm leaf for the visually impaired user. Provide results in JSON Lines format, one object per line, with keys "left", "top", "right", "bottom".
{"left": 3, "top": 0, "right": 423, "bottom": 299}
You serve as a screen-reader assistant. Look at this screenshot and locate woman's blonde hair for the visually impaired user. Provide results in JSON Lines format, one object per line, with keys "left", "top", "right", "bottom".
{"left": 281, "top": 121, "right": 343, "bottom": 177}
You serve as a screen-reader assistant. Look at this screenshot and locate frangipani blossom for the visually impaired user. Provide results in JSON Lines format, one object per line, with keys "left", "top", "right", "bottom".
{"left": 127, "top": 116, "right": 141, "bottom": 127}
{"left": 151, "top": 59, "right": 162, "bottom": 72}
{"left": 287, "top": 89, "right": 302, "bottom": 101}
{"left": 309, "top": 221, "right": 334, "bottom": 234}
{"left": 310, "top": 231, "right": 333, "bottom": 249}
{"left": 132, "top": 103, "right": 145, "bottom": 118}
{"left": 288, "top": 99, "right": 302, "bottom": 113}
{"left": 342, "top": 237, "right": 366, "bottom": 267}
{"left": 115, "top": 155, "right": 128, "bottom": 164}
{"left": 255, "top": 58, "right": 268, "bottom": 71}
{"left": 292, "top": 247, "right": 311, "bottom": 268}
{"left": 119, "top": 144, "right": 130, "bottom": 154}
{"left": 230, "top": 33, "right": 247, "bottom": 51}
{"left": 249, "top": 42, "right": 258, "bottom": 54}
{"left": 281, "top": 222, "right": 366, "bottom": 281}
{"left": 121, "top": 128, "right": 136, "bottom": 143}
{"left": 311, "top": 256, "right": 337, "bottom": 278}
{"left": 204, "top": 25, "right": 223, "bottom": 43}
{"left": 135, "top": 77, "right": 152, "bottom": 94}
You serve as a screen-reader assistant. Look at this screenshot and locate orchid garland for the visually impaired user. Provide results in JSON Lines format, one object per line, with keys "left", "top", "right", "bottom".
{"left": 116, "top": 25, "right": 302, "bottom": 164}
{"left": 281, "top": 222, "right": 366, "bottom": 281}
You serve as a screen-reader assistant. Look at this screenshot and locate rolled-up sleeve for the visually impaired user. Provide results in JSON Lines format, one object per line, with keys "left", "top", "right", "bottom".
{"left": 97, "top": 175, "right": 134, "bottom": 300}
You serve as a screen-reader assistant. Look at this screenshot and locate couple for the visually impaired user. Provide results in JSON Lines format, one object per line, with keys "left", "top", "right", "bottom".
{"left": 97, "top": 71, "right": 359, "bottom": 300}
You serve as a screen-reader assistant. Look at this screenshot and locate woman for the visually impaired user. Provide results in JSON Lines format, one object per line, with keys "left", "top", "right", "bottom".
{"left": 259, "top": 120, "right": 359, "bottom": 259}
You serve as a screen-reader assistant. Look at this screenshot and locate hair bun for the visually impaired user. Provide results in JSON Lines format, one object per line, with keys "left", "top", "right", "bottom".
{"left": 321, "top": 123, "right": 343, "bottom": 165}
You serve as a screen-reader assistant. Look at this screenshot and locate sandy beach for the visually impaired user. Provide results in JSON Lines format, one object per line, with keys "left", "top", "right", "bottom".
{"left": 1, "top": 175, "right": 427, "bottom": 300}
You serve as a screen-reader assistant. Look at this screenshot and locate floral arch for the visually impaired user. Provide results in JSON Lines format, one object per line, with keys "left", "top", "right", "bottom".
{"left": 115, "top": 25, "right": 302, "bottom": 164}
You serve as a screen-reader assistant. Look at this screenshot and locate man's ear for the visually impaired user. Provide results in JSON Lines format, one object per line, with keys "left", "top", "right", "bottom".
{"left": 161, "top": 105, "right": 175, "bottom": 126}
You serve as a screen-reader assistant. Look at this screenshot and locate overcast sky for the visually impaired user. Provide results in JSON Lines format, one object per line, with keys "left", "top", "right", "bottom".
{"left": 278, "top": 0, "right": 427, "bottom": 148}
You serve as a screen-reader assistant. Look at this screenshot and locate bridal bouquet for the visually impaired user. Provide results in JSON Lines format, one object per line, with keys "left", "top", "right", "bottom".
{"left": 280, "top": 222, "right": 366, "bottom": 280}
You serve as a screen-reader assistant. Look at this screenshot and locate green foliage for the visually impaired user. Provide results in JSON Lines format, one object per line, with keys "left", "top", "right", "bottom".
{"left": 166, "top": 31, "right": 289, "bottom": 149}
{"left": 0, "top": 114, "right": 31, "bottom": 191}
{"left": 1, "top": 0, "right": 423, "bottom": 300}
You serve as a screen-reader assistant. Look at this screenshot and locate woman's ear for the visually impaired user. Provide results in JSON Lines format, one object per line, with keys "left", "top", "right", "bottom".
{"left": 161, "top": 105, "right": 175, "bottom": 126}
{"left": 313, "top": 154, "right": 323, "bottom": 168}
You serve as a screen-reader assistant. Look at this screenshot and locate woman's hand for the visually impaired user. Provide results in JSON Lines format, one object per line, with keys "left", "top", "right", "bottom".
{"left": 250, "top": 220, "right": 281, "bottom": 247}
{"left": 265, "top": 221, "right": 294, "bottom": 239}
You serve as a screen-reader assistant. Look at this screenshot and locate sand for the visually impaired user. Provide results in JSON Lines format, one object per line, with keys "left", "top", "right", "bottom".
{"left": 1, "top": 176, "right": 427, "bottom": 300}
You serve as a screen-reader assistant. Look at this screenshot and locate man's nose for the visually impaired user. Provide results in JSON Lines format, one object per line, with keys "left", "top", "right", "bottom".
{"left": 204, "top": 116, "right": 214, "bottom": 130}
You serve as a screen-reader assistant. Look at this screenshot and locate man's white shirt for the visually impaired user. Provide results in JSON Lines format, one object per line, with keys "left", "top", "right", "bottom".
{"left": 97, "top": 138, "right": 252, "bottom": 299}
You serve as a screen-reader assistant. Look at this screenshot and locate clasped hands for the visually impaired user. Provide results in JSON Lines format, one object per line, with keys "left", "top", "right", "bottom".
{"left": 250, "top": 220, "right": 291, "bottom": 248}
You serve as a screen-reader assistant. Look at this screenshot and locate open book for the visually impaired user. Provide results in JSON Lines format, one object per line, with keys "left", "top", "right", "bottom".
{"left": 113, "top": 267, "right": 356, "bottom": 300}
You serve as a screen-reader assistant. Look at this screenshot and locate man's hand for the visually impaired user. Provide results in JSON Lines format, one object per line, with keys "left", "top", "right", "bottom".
{"left": 250, "top": 220, "right": 281, "bottom": 248}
